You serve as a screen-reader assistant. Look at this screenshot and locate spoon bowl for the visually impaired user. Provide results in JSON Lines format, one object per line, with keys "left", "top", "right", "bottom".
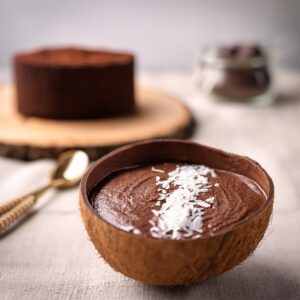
{"left": 52, "top": 150, "right": 90, "bottom": 189}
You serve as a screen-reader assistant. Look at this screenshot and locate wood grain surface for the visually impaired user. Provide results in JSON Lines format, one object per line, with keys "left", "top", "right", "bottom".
{"left": 0, "top": 72, "right": 300, "bottom": 299}
{"left": 0, "top": 85, "right": 194, "bottom": 160}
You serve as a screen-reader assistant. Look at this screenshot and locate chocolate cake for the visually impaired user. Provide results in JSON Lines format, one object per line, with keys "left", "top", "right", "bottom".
{"left": 14, "top": 47, "right": 135, "bottom": 119}
{"left": 91, "top": 162, "right": 266, "bottom": 239}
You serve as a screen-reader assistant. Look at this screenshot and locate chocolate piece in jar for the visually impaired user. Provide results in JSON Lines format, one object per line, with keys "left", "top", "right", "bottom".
{"left": 198, "top": 44, "right": 271, "bottom": 101}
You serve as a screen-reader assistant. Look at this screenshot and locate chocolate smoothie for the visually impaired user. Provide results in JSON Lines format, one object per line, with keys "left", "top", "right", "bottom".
{"left": 91, "top": 162, "right": 266, "bottom": 240}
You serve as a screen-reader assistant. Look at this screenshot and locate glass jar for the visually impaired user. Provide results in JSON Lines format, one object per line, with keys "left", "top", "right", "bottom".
{"left": 195, "top": 45, "right": 273, "bottom": 105}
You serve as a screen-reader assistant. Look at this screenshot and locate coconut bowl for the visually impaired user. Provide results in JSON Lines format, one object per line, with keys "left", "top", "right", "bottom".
{"left": 79, "top": 139, "right": 274, "bottom": 286}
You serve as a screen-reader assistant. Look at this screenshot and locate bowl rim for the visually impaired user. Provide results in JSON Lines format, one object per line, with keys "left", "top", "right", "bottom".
{"left": 80, "top": 139, "right": 274, "bottom": 243}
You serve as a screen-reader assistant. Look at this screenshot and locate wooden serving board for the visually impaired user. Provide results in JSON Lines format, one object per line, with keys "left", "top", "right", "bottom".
{"left": 0, "top": 85, "right": 195, "bottom": 160}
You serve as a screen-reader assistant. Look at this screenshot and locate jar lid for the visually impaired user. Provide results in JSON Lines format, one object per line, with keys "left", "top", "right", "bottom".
{"left": 199, "top": 45, "right": 269, "bottom": 69}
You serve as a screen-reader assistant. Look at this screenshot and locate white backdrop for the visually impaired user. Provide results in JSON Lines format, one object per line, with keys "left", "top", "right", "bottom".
{"left": 0, "top": 0, "right": 299, "bottom": 71}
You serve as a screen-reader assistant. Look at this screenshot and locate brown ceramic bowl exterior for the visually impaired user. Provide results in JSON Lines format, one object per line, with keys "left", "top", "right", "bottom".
{"left": 79, "top": 139, "right": 274, "bottom": 286}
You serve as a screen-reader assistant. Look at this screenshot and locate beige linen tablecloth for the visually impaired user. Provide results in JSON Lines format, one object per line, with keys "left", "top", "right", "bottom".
{"left": 0, "top": 72, "right": 300, "bottom": 299}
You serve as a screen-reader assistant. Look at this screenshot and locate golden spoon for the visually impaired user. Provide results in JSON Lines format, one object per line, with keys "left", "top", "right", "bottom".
{"left": 0, "top": 150, "right": 89, "bottom": 232}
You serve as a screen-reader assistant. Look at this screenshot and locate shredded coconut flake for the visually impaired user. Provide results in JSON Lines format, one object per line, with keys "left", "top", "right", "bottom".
{"left": 120, "top": 225, "right": 134, "bottom": 232}
{"left": 120, "top": 225, "right": 141, "bottom": 236}
{"left": 151, "top": 167, "right": 165, "bottom": 173}
{"left": 149, "top": 165, "right": 217, "bottom": 240}
{"left": 133, "top": 228, "right": 141, "bottom": 235}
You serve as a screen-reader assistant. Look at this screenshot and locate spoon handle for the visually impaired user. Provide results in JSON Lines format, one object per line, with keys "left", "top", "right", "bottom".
{"left": 0, "top": 195, "right": 29, "bottom": 215}
{"left": 0, "top": 184, "right": 52, "bottom": 232}
{"left": 0, "top": 194, "right": 37, "bottom": 231}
